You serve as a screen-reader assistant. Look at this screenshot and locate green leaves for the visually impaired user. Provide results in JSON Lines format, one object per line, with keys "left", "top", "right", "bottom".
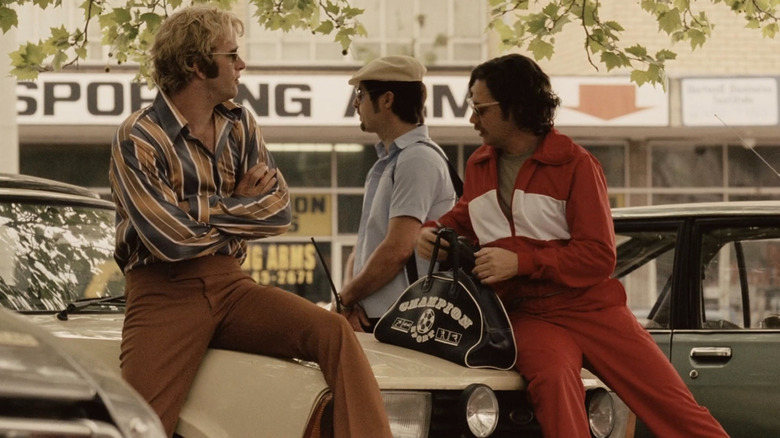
{"left": 763, "top": 22, "right": 778, "bottom": 37}
{"left": 9, "top": 42, "right": 47, "bottom": 80}
{"left": 657, "top": 8, "right": 683, "bottom": 34}
{"left": 4, "top": 0, "right": 367, "bottom": 80}
{"left": 1, "top": 0, "right": 778, "bottom": 88}
{"left": 488, "top": 0, "right": 777, "bottom": 88}
{"left": 528, "top": 37, "right": 554, "bottom": 60}
{"left": 0, "top": 6, "right": 19, "bottom": 33}
{"left": 249, "top": 0, "right": 365, "bottom": 53}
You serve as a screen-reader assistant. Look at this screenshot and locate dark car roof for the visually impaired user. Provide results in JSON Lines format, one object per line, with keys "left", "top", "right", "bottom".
{"left": 0, "top": 173, "right": 114, "bottom": 208}
{"left": 612, "top": 200, "right": 780, "bottom": 220}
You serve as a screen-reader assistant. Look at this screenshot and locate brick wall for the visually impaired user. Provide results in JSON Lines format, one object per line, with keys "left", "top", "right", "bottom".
{"left": 496, "top": 0, "right": 780, "bottom": 78}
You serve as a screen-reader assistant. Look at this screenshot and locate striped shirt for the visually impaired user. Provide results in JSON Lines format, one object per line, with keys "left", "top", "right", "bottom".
{"left": 109, "top": 92, "right": 291, "bottom": 273}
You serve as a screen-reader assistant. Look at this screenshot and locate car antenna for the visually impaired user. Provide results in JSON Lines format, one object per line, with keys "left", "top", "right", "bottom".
{"left": 310, "top": 237, "right": 342, "bottom": 313}
{"left": 715, "top": 114, "right": 780, "bottom": 179}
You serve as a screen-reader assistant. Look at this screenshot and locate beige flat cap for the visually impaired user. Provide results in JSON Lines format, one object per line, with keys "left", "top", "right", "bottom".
{"left": 348, "top": 55, "right": 427, "bottom": 85}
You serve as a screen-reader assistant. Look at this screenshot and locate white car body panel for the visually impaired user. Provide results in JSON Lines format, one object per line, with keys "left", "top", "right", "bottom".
{"left": 29, "top": 314, "right": 617, "bottom": 437}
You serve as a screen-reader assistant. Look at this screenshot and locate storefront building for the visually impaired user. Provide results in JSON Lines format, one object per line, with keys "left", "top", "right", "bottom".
{"left": 12, "top": 1, "right": 780, "bottom": 302}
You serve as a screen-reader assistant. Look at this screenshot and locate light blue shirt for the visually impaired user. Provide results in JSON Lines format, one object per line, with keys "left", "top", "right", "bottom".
{"left": 353, "top": 125, "right": 457, "bottom": 317}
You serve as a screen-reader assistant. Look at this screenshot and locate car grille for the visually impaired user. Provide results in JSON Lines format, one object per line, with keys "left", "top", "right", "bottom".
{"left": 0, "top": 396, "right": 124, "bottom": 438}
{"left": 429, "top": 390, "right": 543, "bottom": 438}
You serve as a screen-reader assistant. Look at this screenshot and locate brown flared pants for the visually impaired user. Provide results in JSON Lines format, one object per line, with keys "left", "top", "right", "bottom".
{"left": 120, "top": 255, "right": 391, "bottom": 438}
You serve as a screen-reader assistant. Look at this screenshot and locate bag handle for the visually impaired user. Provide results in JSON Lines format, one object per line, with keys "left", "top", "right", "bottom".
{"left": 423, "top": 228, "right": 461, "bottom": 293}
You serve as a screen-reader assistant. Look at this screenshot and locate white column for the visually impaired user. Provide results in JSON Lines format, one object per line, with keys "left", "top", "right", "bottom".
{"left": 0, "top": 27, "right": 19, "bottom": 174}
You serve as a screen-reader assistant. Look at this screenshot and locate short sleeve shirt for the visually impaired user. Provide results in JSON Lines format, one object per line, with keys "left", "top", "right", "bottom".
{"left": 353, "top": 125, "right": 457, "bottom": 317}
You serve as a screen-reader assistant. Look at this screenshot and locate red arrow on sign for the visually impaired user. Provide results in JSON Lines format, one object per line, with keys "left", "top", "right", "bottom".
{"left": 566, "top": 84, "right": 649, "bottom": 120}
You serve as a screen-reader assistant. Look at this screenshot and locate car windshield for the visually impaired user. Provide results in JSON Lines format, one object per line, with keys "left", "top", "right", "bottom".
{"left": 0, "top": 201, "right": 123, "bottom": 313}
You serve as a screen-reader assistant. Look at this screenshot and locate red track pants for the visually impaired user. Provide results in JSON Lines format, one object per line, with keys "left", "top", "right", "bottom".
{"left": 511, "top": 280, "right": 729, "bottom": 438}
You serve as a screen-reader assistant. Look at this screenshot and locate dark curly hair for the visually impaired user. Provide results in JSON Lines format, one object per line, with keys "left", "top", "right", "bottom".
{"left": 468, "top": 54, "right": 561, "bottom": 136}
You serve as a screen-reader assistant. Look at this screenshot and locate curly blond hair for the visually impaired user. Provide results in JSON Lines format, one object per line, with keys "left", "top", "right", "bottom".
{"left": 150, "top": 5, "right": 244, "bottom": 95}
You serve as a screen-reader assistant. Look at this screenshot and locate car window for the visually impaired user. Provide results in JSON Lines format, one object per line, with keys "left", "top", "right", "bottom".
{"left": 700, "top": 226, "right": 780, "bottom": 330}
{"left": 0, "top": 201, "right": 124, "bottom": 312}
{"left": 615, "top": 228, "right": 679, "bottom": 329}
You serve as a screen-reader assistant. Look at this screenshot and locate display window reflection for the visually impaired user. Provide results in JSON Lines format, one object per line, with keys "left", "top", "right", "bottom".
{"left": 268, "top": 144, "right": 332, "bottom": 187}
{"left": 652, "top": 144, "right": 724, "bottom": 188}
{"left": 728, "top": 144, "right": 780, "bottom": 188}
{"left": 585, "top": 144, "right": 626, "bottom": 188}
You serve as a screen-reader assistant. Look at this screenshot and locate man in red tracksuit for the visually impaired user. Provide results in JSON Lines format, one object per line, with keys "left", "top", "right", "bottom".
{"left": 417, "top": 54, "right": 728, "bottom": 438}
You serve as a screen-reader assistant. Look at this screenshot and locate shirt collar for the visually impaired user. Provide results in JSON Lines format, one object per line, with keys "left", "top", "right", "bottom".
{"left": 153, "top": 92, "right": 243, "bottom": 143}
{"left": 374, "top": 124, "right": 430, "bottom": 159}
{"left": 471, "top": 128, "right": 576, "bottom": 166}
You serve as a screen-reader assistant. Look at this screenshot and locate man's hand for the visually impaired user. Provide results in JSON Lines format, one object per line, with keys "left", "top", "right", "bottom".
{"left": 416, "top": 227, "right": 450, "bottom": 261}
{"left": 331, "top": 289, "right": 369, "bottom": 332}
{"left": 234, "top": 163, "right": 277, "bottom": 197}
{"left": 473, "top": 247, "right": 518, "bottom": 284}
{"left": 338, "top": 304, "right": 370, "bottom": 332}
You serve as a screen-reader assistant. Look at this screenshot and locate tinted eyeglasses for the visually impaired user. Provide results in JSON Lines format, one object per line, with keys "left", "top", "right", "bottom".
{"left": 467, "top": 97, "right": 500, "bottom": 117}
{"left": 211, "top": 51, "right": 240, "bottom": 62}
{"left": 353, "top": 87, "right": 375, "bottom": 103}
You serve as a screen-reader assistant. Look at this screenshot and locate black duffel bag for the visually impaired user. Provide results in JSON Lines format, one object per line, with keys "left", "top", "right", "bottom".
{"left": 373, "top": 228, "right": 517, "bottom": 370}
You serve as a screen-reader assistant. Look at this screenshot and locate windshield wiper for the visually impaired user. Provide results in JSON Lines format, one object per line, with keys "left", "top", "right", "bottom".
{"left": 57, "top": 295, "right": 125, "bottom": 321}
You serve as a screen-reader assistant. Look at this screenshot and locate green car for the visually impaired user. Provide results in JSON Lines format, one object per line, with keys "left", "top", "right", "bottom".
{"left": 614, "top": 201, "right": 780, "bottom": 437}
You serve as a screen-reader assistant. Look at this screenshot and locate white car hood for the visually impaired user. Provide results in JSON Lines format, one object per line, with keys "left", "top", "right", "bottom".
{"left": 28, "top": 313, "right": 527, "bottom": 389}
{"left": 25, "top": 313, "right": 608, "bottom": 438}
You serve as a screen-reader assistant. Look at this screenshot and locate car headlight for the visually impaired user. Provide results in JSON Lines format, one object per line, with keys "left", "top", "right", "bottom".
{"left": 461, "top": 384, "right": 499, "bottom": 438}
{"left": 66, "top": 351, "right": 167, "bottom": 438}
{"left": 587, "top": 388, "right": 615, "bottom": 438}
{"left": 383, "top": 391, "right": 432, "bottom": 438}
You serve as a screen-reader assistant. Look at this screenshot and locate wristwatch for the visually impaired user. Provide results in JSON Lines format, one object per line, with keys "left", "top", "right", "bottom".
{"left": 336, "top": 292, "right": 354, "bottom": 312}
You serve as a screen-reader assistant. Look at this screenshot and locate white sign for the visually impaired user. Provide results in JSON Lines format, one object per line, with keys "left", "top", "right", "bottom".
{"left": 681, "top": 77, "right": 779, "bottom": 126}
{"left": 16, "top": 73, "right": 671, "bottom": 127}
{"left": 15, "top": 73, "right": 473, "bottom": 127}
{"left": 553, "top": 76, "right": 669, "bottom": 126}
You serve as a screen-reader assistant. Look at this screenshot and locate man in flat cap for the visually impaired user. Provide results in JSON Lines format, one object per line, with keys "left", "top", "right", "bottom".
{"left": 336, "top": 55, "right": 458, "bottom": 332}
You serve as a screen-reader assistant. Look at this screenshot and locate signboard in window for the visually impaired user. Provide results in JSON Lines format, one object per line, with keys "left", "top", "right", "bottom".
{"left": 287, "top": 194, "right": 331, "bottom": 237}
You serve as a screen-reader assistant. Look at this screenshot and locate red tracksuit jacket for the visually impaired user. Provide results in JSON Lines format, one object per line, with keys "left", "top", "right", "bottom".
{"left": 431, "top": 129, "right": 618, "bottom": 305}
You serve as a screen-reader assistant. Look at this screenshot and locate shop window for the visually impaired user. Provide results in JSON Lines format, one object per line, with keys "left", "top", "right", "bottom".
{"left": 728, "top": 144, "right": 780, "bottom": 188}
{"left": 315, "top": 42, "right": 347, "bottom": 61}
{"left": 384, "top": 0, "right": 416, "bottom": 39}
{"left": 336, "top": 144, "right": 378, "bottom": 187}
{"left": 350, "top": 0, "right": 486, "bottom": 65}
{"left": 244, "top": 0, "right": 487, "bottom": 66}
{"left": 21, "top": 144, "right": 111, "bottom": 191}
{"left": 243, "top": 240, "right": 333, "bottom": 305}
{"left": 453, "top": 0, "right": 484, "bottom": 37}
{"left": 440, "top": 145, "right": 459, "bottom": 170}
{"left": 463, "top": 145, "right": 480, "bottom": 163}
{"left": 652, "top": 144, "right": 724, "bottom": 188}
{"left": 338, "top": 195, "right": 364, "bottom": 235}
{"left": 584, "top": 144, "right": 626, "bottom": 188}
{"left": 268, "top": 144, "right": 332, "bottom": 187}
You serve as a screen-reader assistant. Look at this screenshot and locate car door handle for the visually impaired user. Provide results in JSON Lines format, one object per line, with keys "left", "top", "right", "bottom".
{"left": 690, "top": 347, "right": 732, "bottom": 362}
